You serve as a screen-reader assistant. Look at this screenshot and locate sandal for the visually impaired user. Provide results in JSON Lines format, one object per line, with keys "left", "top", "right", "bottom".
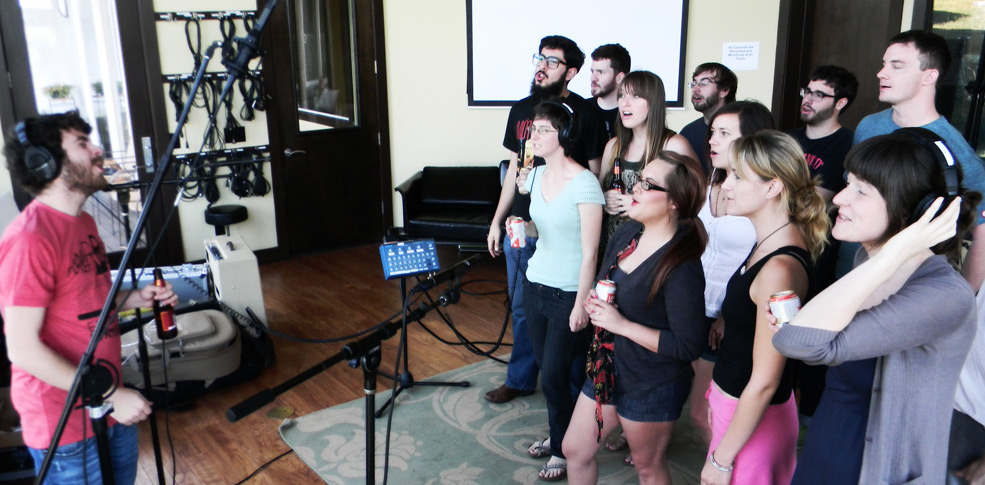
{"left": 623, "top": 454, "right": 634, "bottom": 467}
{"left": 538, "top": 457, "right": 567, "bottom": 482}
{"left": 604, "top": 431, "right": 628, "bottom": 452}
{"left": 527, "top": 438, "right": 551, "bottom": 458}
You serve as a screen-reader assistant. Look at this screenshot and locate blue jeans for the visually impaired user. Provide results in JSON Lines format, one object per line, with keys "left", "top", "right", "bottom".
{"left": 504, "top": 235, "right": 539, "bottom": 391}
{"left": 524, "top": 279, "right": 590, "bottom": 458}
{"left": 28, "top": 423, "right": 140, "bottom": 485}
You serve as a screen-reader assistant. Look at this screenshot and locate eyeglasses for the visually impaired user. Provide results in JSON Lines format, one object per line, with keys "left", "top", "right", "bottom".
{"left": 799, "top": 87, "right": 836, "bottom": 102}
{"left": 532, "top": 53, "right": 567, "bottom": 70}
{"left": 688, "top": 78, "right": 717, "bottom": 89}
{"left": 526, "top": 125, "right": 558, "bottom": 136}
{"left": 639, "top": 180, "right": 668, "bottom": 192}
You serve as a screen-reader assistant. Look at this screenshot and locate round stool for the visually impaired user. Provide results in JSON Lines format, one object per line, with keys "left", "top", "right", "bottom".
{"left": 205, "top": 205, "right": 248, "bottom": 236}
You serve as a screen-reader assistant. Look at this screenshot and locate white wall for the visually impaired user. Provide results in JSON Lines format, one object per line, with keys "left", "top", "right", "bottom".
{"left": 382, "top": 0, "right": 784, "bottom": 226}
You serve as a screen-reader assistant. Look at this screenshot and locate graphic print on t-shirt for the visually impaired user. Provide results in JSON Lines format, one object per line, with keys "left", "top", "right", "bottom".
{"left": 68, "top": 235, "right": 109, "bottom": 277}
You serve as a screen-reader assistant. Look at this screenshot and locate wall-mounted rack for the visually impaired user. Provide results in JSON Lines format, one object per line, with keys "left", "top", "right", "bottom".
{"left": 156, "top": 11, "right": 257, "bottom": 22}
{"left": 162, "top": 70, "right": 263, "bottom": 83}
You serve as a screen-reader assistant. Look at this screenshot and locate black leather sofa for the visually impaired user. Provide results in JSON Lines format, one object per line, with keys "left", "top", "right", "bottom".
{"left": 394, "top": 165, "right": 503, "bottom": 246}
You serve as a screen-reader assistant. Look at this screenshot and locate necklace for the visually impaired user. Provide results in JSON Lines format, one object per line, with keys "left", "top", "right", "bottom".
{"left": 711, "top": 184, "right": 723, "bottom": 217}
{"left": 740, "top": 221, "right": 792, "bottom": 275}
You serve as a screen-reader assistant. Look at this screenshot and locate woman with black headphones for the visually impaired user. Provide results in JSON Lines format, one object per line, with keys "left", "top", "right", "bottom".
{"left": 520, "top": 101, "right": 604, "bottom": 482}
{"left": 771, "top": 129, "right": 981, "bottom": 484}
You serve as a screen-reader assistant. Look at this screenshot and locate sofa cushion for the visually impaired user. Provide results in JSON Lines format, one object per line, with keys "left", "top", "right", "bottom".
{"left": 420, "top": 166, "right": 500, "bottom": 206}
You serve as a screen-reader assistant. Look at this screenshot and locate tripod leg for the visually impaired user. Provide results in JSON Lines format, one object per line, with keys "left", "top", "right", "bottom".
{"left": 361, "top": 346, "right": 381, "bottom": 485}
{"left": 89, "top": 403, "right": 116, "bottom": 485}
{"left": 412, "top": 380, "right": 471, "bottom": 388}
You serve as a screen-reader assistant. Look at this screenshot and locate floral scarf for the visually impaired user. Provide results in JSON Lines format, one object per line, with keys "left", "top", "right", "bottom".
{"left": 586, "top": 228, "right": 642, "bottom": 443}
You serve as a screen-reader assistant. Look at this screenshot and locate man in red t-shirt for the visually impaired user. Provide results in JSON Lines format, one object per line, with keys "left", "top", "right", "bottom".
{"left": 0, "top": 111, "right": 176, "bottom": 484}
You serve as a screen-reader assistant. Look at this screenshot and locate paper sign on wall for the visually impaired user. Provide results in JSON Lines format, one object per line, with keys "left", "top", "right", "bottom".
{"left": 723, "top": 42, "right": 759, "bottom": 71}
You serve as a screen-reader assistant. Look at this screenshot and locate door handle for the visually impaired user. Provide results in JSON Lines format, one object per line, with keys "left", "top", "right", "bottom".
{"left": 284, "top": 148, "right": 307, "bottom": 158}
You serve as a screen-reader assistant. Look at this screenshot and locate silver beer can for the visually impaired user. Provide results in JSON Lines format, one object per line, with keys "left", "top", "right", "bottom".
{"left": 595, "top": 279, "right": 617, "bottom": 303}
{"left": 769, "top": 290, "right": 801, "bottom": 328}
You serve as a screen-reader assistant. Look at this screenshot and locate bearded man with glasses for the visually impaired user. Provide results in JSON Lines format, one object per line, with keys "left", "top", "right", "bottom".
{"left": 484, "top": 35, "right": 607, "bottom": 408}
{"left": 679, "top": 62, "right": 738, "bottom": 174}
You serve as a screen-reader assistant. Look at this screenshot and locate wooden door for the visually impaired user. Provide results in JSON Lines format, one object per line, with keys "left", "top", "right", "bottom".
{"left": 264, "top": 0, "right": 392, "bottom": 255}
{"left": 774, "top": 0, "right": 905, "bottom": 131}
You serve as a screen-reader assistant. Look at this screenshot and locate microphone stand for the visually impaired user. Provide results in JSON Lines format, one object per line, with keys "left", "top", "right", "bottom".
{"left": 34, "top": 1, "right": 282, "bottom": 482}
{"left": 373, "top": 280, "right": 470, "bottom": 418}
{"left": 116, "top": 187, "right": 166, "bottom": 484}
{"left": 227, "top": 290, "right": 460, "bottom": 485}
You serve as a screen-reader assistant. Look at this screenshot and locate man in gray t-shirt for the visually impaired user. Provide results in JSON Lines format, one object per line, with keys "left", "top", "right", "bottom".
{"left": 843, "top": 30, "right": 985, "bottom": 291}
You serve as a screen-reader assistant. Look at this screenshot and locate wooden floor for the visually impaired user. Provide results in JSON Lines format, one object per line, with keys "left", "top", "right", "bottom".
{"left": 134, "top": 245, "right": 512, "bottom": 484}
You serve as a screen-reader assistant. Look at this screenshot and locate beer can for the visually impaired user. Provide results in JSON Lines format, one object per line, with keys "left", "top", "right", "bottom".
{"left": 769, "top": 290, "right": 801, "bottom": 328}
{"left": 507, "top": 216, "right": 526, "bottom": 248}
{"left": 595, "top": 279, "right": 617, "bottom": 303}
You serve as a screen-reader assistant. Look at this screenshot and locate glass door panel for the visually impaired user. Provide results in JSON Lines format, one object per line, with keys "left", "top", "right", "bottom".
{"left": 293, "top": 0, "right": 358, "bottom": 131}
{"left": 933, "top": 1, "right": 985, "bottom": 155}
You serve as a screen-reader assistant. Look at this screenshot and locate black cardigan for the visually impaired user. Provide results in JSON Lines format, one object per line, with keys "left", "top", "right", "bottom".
{"left": 597, "top": 220, "right": 708, "bottom": 397}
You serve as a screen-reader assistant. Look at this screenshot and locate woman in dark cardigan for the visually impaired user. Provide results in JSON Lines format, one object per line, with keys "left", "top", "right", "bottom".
{"left": 562, "top": 151, "right": 708, "bottom": 485}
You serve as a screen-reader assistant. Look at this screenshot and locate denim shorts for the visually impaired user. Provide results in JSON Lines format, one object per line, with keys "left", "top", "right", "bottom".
{"left": 28, "top": 423, "right": 139, "bottom": 485}
{"left": 581, "top": 373, "right": 691, "bottom": 423}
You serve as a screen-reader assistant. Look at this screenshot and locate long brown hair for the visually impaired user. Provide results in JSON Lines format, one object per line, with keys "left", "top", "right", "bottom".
{"left": 647, "top": 151, "right": 709, "bottom": 304}
{"left": 607, "top": 71, "right": 673, "bottom": 176}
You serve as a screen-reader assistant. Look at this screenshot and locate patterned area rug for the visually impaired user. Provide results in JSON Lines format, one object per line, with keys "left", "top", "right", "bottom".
{"left": 280, "top": 357, "right": 706, "bottom": 484}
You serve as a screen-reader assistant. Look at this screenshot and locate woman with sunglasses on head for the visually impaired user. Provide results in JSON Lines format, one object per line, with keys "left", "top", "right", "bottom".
{"left": 562, "top": 151, "right": 708, "bottom": 485}
{"left": 597, "top": 71, "right": 697, "bottom": 251}
{"left": 772, "top": 131, "right": 980, "bottom": 484}
{"left": 700, "top": 131, "right": 829, "bottom": 485}
{"left": 688, "top": 101, "right": 774, "bottom": 448}
{"left": 520, "top": 101, "right": 604, "bottom": 482}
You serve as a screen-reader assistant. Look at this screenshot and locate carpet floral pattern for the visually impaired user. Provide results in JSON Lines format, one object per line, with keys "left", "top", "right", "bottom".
{"left": 280, "top": 357, "right": 705, "bottom": 484}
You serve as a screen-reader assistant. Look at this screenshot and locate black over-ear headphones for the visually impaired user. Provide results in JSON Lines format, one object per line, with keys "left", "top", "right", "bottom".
{"left": 893, "top": 127, "right": 960, "bottom": 222}
{"left": 15, "top": 120, "right": 60, "bottom": 182}
{"left": 541, "top": 101, "right": 577, "bottom": 150}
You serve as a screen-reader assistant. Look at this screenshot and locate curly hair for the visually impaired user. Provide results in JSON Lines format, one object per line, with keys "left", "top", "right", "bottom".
{"left": 3, "top": 110, "right": 91, "bottom": 195}
{"left": 731, "top": 131, "right": 830, "bottom": 261}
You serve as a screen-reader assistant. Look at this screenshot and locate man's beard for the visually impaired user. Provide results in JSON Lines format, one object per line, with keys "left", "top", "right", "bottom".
{"left": 592, "top": 82, "right": 614, "bottom": 98}
{"left": 530, "top": 75, "right": 566, "bottom": 99}
{"left": 62, "top": 158, "right": 108, "bottom": 195}
{"left": 800, "top": 103, "right": 835, "bottom": 125}
{"left": 693, "top": 90, "right": 721, "bottom": 112}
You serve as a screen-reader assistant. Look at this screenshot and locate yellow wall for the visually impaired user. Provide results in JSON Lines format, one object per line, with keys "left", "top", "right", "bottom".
{"left": 152, "top": 0, "right": 276, "bottom": 261}
{"left": 0, "top": 0, "right": 920, "bottom": 249}
{"left": 382, "top": 0, "right": 784, "bottom": 225}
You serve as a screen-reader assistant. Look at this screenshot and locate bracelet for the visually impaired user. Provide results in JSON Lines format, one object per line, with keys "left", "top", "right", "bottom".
{"left": 709, "top": 451, "right": 734, "bottom": 472}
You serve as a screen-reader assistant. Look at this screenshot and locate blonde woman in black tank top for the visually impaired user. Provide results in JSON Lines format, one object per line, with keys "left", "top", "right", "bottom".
{"left": 700, "top": 131, "right": 829, "bottom": 484}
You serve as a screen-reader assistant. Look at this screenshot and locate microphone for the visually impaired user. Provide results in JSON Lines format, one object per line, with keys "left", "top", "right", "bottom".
{"left": 413, "top": 255, "right": 480, "bottom": 293}
{"left": 222, "top": 0, "right": 281, "bottom": 78}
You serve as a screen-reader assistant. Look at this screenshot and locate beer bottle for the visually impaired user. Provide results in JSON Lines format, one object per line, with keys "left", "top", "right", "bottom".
{"left": 609, "top": 158, "right": 625, "bottom": 194}
{"left": 153, "top": 268, "right": 177, "bottom": 340}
